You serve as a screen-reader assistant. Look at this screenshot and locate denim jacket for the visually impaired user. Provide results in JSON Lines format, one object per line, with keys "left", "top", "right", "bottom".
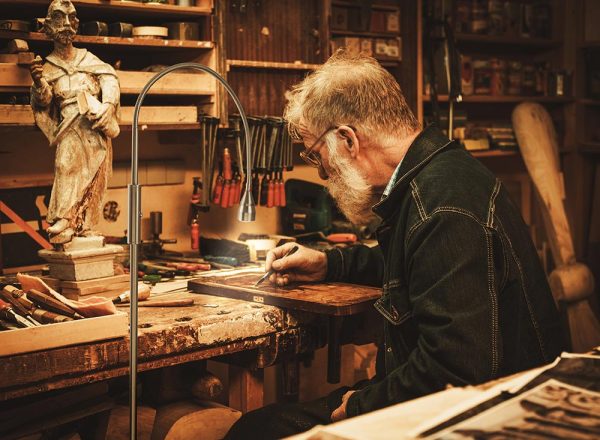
{"left": 324, "top": 125, "right": 565, "bottom": 417}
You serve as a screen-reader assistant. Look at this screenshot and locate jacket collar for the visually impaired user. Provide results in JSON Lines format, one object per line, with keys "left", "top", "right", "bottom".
{"left": 372, "top": 124, "right": 455, "bottom": 219}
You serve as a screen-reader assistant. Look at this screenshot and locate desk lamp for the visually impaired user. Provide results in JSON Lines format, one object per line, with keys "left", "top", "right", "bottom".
{"left": 128, "top": 63, "right": 255, "bottom": 439}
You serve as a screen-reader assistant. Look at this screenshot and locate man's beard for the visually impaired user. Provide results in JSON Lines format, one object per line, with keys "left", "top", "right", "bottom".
{"left": 325, "top": 137, "right": 380, "bottom": 227}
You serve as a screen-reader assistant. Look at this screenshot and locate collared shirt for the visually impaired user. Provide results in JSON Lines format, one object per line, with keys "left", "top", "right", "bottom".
{"left": 381, "top": 160, "right": 403, "bottom": 200}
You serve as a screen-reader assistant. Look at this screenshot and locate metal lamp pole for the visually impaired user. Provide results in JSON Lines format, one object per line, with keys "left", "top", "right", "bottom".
{"left": 128, "top": 62, "right": 256, "bottom": 439}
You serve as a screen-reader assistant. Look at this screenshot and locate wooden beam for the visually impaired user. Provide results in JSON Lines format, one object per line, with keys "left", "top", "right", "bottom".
{"left": 228, "top": 366, "right": 264, "bottom": 413}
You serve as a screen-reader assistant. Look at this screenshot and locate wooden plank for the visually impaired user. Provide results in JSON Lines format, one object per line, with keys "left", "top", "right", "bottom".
{"left": 423, "top": 94, "right": 574, "bottom": 103}
{"left": 0, "top": 312, "right": 128, "bottom": 357}
{"left": 228, "top": 366, "right": 264, "bottom": 413}
{"left": 188, "top": 270, "right": 381, "bottom": 316}
{"left": 227, "top": 59, "right": 321, "bottom": 71}
{"left": 0, "top": 0, "right": 213, "bottom": 17}
{"left": 118, "top": 71, "right": 215, "bottom": 95}
{"left": 0, "top": 105, "right": 199, "bottom": 126}
{"left": 0, "top": 65, "right": 215, "bottom": 96}
{"left": 0, "top": 30, "right": 214, "bottom": 51}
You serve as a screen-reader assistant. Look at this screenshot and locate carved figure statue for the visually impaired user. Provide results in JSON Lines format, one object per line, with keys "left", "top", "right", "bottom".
{"left": 30, "top": 0, "right": 120, "bottom": 244}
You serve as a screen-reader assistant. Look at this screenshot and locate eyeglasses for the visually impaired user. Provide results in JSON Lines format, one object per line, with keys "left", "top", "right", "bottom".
{"left": 299, "top": 126, "right": 334, "bottom": 168}
{"left": 299, "top": 125, "right": 356, "bottom": 169}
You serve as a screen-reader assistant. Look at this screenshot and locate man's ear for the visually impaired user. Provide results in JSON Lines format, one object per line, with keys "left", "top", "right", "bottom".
{"left": 337, "top": 125, "right": 359, "bottom": 159}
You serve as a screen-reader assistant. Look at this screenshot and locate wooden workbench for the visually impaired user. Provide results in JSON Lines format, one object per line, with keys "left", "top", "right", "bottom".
{"left": 0, "top": 291, "right": 294, "bottom": 405}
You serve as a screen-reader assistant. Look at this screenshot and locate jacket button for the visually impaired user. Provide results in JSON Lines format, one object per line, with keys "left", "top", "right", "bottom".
{"left": 387, "top": 347, "right": 392, "bottom": 353}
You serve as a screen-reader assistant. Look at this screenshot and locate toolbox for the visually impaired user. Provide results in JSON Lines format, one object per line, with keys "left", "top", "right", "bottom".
{"left": 0, "top": 312, "right": 128, "bottom": 357}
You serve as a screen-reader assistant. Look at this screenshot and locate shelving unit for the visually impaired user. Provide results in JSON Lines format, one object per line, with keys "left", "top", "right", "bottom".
{"left": 422, "top": 95, "right": 573, "bottom": 103}
{"left": 0, "top": 0, "right": 213, "bottom": 19}
{"left": 0, "top": 30, "right": 214, "bottom": 51}
{"left": 0, "top": 0, "right": 221, "bottom": 130}
{"left": 226, "top": 60, "right": 320, "bottom": 71}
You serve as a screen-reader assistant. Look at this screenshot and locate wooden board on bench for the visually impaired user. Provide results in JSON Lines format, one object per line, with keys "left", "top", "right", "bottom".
{"left": 187, "top": 268, "right": 381, "bottom": 316}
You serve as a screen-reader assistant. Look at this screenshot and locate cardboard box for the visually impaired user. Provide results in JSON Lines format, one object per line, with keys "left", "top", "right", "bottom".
{"left": 375, "top": 38, "right": 388, "bottom": 57}
{"left": 385, "top": 38, "right": 401, "bottom": 59}
{"left": 331, "top": 37, "right": 361, "bottom": 57}
{"left": 386, "top": 11, "right": 400, "bottom": 33}
{"left": 0, "top": 312, "right": 128, "bottom": 356}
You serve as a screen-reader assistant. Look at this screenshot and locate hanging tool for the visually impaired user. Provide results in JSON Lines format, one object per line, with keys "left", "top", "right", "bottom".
{"left": 212, "top": 161, "right": 224, "bottom": 205}
{"left": 220, "top": 148, "right": 233, "bottom": 208}
{"left": 424, "top": 0, "right": 462, "bottom": 137}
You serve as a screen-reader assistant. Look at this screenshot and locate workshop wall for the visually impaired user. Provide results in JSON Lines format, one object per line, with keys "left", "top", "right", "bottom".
{"left": 1, "top": 129, "right": 286, "bottom": 254}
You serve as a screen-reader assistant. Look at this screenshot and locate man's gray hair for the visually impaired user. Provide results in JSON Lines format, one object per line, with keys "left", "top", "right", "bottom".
{"left": 284, "top": 49, "right": 420, "bottom": 141}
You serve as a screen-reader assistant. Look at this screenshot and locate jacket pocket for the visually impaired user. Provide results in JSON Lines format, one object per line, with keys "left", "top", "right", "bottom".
{"left": 374, "top": 279, "right": 411, "bottom": 325}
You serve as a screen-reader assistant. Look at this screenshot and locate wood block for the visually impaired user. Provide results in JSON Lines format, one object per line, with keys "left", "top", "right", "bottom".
{"left": 42, "top": 274, "right": 130, "bottom": 300}
{"left": 7, "top": 39, "right": 29, "bottom": 53}
{"left": 17, "top": 52, "right": 34, "bottom": 65}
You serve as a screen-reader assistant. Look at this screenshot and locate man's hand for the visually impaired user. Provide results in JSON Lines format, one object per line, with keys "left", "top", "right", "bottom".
{"left": 265, "top": 242, "right": 327, "bottom": 286}
{"left": 331, "top": 390, "right": 355, "bottom": 423}
{"left": 91, "top": 102, "right": 115, "bottom": 131}
{"left": 30, "top": 56, "right": 47, "bottom": 88}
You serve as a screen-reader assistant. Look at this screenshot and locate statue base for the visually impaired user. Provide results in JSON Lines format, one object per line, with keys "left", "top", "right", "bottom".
{"left": 38, "top": 236, "right": 121, "bottom": 281}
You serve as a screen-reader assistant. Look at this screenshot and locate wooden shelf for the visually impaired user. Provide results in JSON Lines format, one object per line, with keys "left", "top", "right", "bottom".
{"left": 379, "top": 60, "right": 401, "bottom": 67}
{"left": 0, "top": 64, "right": 216, "bottom": 96}
{"left": 332, "top": 1, "right": 399, "bottom": 11}
{"left": 227, "top": 59, "right": 321, "bottom": 71}
{"left": 0, "top": 0, "right": 213, "bottom": 18}
{"left": 471, "top": 149, "right": 519, "bottom": 158}
{"left": 0, "top": 30, "right": 213, "bottom": 51}
{"left": 422, "top": 95, "right": 574, "bottom": 103}
{"left": 579, "top": 99, "right": 600, "bottom": 106}
{"left": 455, "top": 33, "right": 560, "bottom": 49}
{"left": 331, "top": 30, "right": 399, "bottom": 39}
{"left": 0, "top": 105, "right": 201, "bottom": 130}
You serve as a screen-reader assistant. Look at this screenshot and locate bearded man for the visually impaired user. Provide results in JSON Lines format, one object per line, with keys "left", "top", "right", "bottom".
{"left": 225, "top": 51, "right": 564, "bottom": 439}
{"left": 30, "top": 0, "right": 119, "bottom": 244}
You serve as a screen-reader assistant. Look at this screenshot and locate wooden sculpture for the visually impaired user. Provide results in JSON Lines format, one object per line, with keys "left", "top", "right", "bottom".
{"left": 29, "top": 0, "right": 120, "bottom": 245}
{"left": 513, "top": 102, "right": 600, "bottom": 352}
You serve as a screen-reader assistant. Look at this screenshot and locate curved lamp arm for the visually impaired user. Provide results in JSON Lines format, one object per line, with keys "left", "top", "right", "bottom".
{"left": 128, "top": 62, "right": 255, "bottom": 439}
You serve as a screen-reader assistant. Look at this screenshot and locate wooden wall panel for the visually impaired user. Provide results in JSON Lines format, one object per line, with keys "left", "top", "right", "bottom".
{"left": 225, "top": 0, "right": 324, "bottom": 64}
{"left": 227, "top": 68, "right": 308, "bottom": 116}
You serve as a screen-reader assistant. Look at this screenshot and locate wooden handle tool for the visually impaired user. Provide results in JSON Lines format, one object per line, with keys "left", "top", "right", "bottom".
{"left": 117, "top": 298, "right": 194, "bottom": 307}
{"left": 27, "top": 289, "right": 82, "bottom": 319}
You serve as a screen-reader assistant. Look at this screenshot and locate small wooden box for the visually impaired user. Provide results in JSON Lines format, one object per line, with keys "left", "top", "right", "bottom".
{"left": 0, "top": 312, "right": 128, "bottom": 357}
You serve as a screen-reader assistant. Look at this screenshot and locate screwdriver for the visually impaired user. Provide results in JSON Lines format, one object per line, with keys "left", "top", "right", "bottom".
{"left": 0, "top": 299, "right": 37, "bottom": 328}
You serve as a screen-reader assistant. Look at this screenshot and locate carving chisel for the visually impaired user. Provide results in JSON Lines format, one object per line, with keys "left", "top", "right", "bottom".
{"left": 27, "top": 289, "right": 83, "bottom": 319}
{"left": 0, "top": 299, "right": 36, "bottom": 328}
{"left": 254, "top": 245, "right": 299, "bottom": 287}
